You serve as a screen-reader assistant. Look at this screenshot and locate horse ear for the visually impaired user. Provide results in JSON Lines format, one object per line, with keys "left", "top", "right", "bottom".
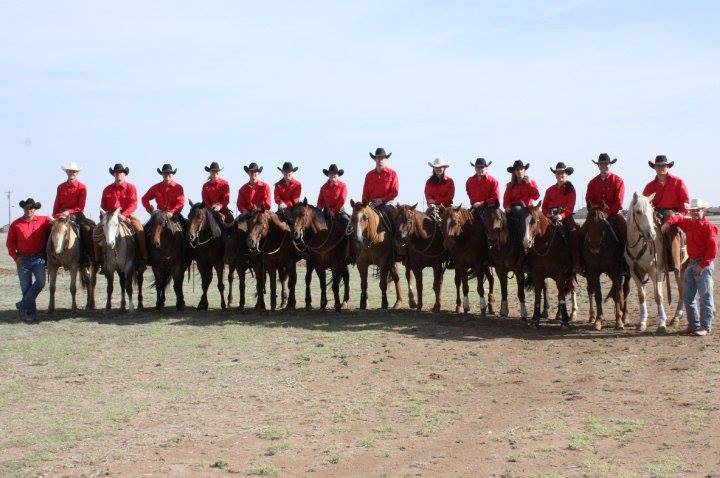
{"left": 188, "top": 199, "right": 194, "bottom": 207}
{"left": 633, "top": 192, "right": 639, "bottom": 203}
{"left": 410, "top": 203, "right": 417, "bottom": 210}
{"left": 454, "top": 205, "right": 461, "bottom": 211}
{"left": 302, "top": 197, "right": 308, "bottom": 205}
{"left": 350, "top": 199, "right": 356, "bottom": 208}
{"left": 535, "top": 200, "right": 542, "bottom": 209}
{"left": 646, "top": 192, "right": 656, "bottom": 202}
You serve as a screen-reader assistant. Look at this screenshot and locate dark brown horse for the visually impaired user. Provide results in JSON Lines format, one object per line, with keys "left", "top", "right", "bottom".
{"left": 223, "top": 217, "right": 258, "bottom": 311}
{"left": 440, "top": 206, "right": 495, "bottom": 316}
{"left": 146, "top": 211, "right": 187, "bottom": 311}
{"left": 187, "top": 201, "right": 226, "bottom": 310}
{"left": 289, "top": 200, "right": 350, "bottom": 312}
{"left": 350, "top": 201, "right": 402, "bottom": 310}
{"left": 246, "top": 209, "right": 300, "bottom": 311}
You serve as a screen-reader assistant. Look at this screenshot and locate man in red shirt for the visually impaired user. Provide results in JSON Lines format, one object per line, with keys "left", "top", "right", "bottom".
{"left": 318, "top": 164, "right": 348, "bottom": 216}
{"left": 424, "top": 157, "right": 454, "bottom": 209}
{"left": 643, "top": 155, "right": 690, "bottom": 271}
{"left": 585, "top": 153, "right": 626, "bottom": 245}
{"left": 237, "top": 162, "right": 271, "bottom": 215}
{"left": 274, "top": 162, "right": 302, "bottom": 221}
{"left": 95, "top": 163, "right": 148, "bottom": 264}
{"left": 141, "top": 164, "right": 186, "bottom": 225}
{"left": 362, "top": 147, "right": 399, "bottom": 216}
{"left": 53, "top": 162, "right": 94, "bottom": 265}
{"left": 542, "top": 162, "right": 579, "bottom": 270}
{"left": 466, "top": 157, "right": 500, "bottom": 212}
{"left": 662, "top": 199, "right": 718, "bottom": 336}
{"left": 6, "top": 198, "right": 52, "bottom": 321}
{"left": 201, "top": 162, "right": 234, "bottom": 224}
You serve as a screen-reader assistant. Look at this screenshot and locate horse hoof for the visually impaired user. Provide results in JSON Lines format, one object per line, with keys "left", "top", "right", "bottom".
{"left": 305, "top": 305, "right": 313, "bottom": 311}
{"left": 340, "top": 301, "right": 349, "bottom": 310}
{"left": 637, "top": 323, "right": 647, "bottom": 332}
{"left": 392, "top": 301, "right": 402, "bottom": 310}
{"left": 615, "top": 323, "right": 624, "bottom": 330}
{"left": 455, "top": 306, "right": 463, "bottom": 314}
{"left": 562, "top": 321, "right": 575, "bottom": 330}
{"left": 432, "top": 305, "right": 441, "bottom": 314}
{"left": 594, "top": 321, "right": 602, "bottom": 331}
{"left": 409, "top": 299, "right": 418, "bottom": 309}
{"left": 657, "top": 325, "right": 667, "bottom": 334}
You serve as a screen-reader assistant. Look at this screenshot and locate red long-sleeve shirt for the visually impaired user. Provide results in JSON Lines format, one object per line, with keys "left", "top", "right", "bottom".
{"left": 142, "top": 181, "right": 185, "bottom": 215}
{"left": 503, "top": 179, "right": 540, "bottom": 210}
{"left": 666, "top": 215, "right": 718, "bottom": 269}
{"left": 466, "top": 174, "right": 500, "bottom": 207}
{"left": 274, "top": 178, "right": 302, "bottom": 208}
{"left": 52, "top": 180, "right": 87, "bottom": 218}
{"left": 202, "top": 178, "right": 230, "bottom": 209}
{"left": 424, "top": 177, "right": 455, "bottom": 207}
{"left": 6, "top": 215, "right": 52, "bottom": 261}
{"left": 100, "top": 182, "right": 138, "bottom": 216}
{"left": 542, "top": 184, "right": 576, "bottom": 219}
{"left": 362, "top": 167, "right": 399, "bottom": 204}
{"left": 237, "top": 181, "right": 271, "bottom": 213}
{"left": 317, "top": 180, "right": 348, "bottom": 214}
{"left": 586, "top": 173, "right": 625, "bottom": 215}
{"left": 642, "top": 174, "right": 689, "bottom": 214}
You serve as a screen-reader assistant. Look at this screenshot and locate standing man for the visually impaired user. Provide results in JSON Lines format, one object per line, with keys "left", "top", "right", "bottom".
{"left": 466, "top": 157, "right": 500, "bottom": 217}
{"left": 362, "top": 147, "right": 399, "bottom": 215}
{"left": 662, "top": 199, "right": 718, "bottom": 336}
{"left": 52, "top": 162, "right": 94, "bottom": 264}
{"left": 6, "top": 198, "right": 52, "bottom": 321}
{"left": 201, "top": 162, "right": 234, "bottom": 224}
{"left": 585, "top": 153, "right": 626, "bottom": 244}
{"left": 141, "top": 163, "right": 186, "bottom": 226}
{"left": 237, "top": 162, "right": 272, "bottom": 214}
{"left": 274, "top": 162, "right": 302, "bottom": 220}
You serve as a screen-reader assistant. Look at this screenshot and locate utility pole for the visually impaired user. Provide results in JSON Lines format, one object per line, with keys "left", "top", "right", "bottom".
{"left": 5, "top": 190, "right": 11, "bottom": 228}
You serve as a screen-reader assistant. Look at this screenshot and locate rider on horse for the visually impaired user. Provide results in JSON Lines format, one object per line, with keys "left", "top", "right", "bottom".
{"left": 53, "top": 162, "right": 94, "bottom": 265}
{"left": 425, "top": 157, "right": 454, "bottom": 217}
{"left": 584, "top": 152, "right": 626, "bottom": 249}
{"left": 237, "top": 162, "right": 272, "bottom": 216}
{"left": 466, "top": 157, "right": 500, "bottom": 220}
{"left": 274, "top": 161, "right": 302, "bottom": 222}
{"left": 141, "top": 164, "right": 187, "bottom": 232}
{"left": 503, "top": 159, "right": 540, "bottom": 259}
{"left": 541, "top": 162, "right": 579, "bottom": 271}
{"left": 202, "top": 161, "right": 234, "bottom": 225}
{"left": 362, "top": 147, "right": 398, "bottom": 216}
{"left": 317, "top": 163, "right": 349, "bottom": 229}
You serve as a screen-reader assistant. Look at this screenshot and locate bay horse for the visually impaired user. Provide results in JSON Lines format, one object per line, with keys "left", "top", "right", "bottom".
{"left": 289, "top": 200, "right": 350, "bottom": 312}
{"left": 223, "top": 216, "right": 257, "bottom": 311}
{"left": 146, "top": 211, "right": 187, "bottom": 311}
{"left": 440, "top": 206, "right": 495, "bottom": 316}
{"left": 46, "top": 217, "right": 95, "bottom": 312}
{"left": 246, "top": 208, "right": 300, "bottom": 311}
{"left": 350, "top": 201, "right": 403, "bottom": 310}
{"left": 625, "top": 192, "right": 686, "bottom": 332}
{"left": 96, "top": 209, "right": 139, "bottom": 312}
{"left": 187, "top": 201, "right": 226, "bottom": 310}
{"left": 581, "top": 204, "right": 629, "bottom": 330}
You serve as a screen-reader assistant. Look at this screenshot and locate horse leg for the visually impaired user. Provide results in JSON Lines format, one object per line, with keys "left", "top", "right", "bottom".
{"left": 69, "top": 267, "right": 78, "bottom": 312}
{"left": 278, "top": 268, "right": 288, "bottom": 309}
{"left": 406, "top": 267, "right": 417, "bottom": 310}
{"left": 341, "top": 266, "right": 350, "bottom": 309}
{"left": 227, "top": 265, "right": 235, "bottom": 307}
{"left": 154, "top": 269, "right": 163, "bottom": 310}
{"left": 124, "top": 268, "right": 135, "bottom": 314}
{"left": 454, "top": 269, "right": 463, "bottom": 314}
{"left": 654, "top": 272, "right": 668, "bottom": 333}
{"left": 461, "top": 271, "right": 470, "bottom": 314}
{"left": 285, "top": 263, "right": 297, "bottom": 311}
{"left": 135, "top": 266, "right": 144, "bottom": 310}
{"left": 379, "top": 266, "right": 389, "bottom": 310}
{"left": 216, "top": 263, "right": 226, "bottom": 310}
{"left": 358, "top": 263, "right": 369, "bottom": 310}
{"left": 499, "top": 270, "right": 509, "bottom": 318}
{"left": 86, "top": 265, "right": 97, "bottom": 310}
{"left": 414, "top": 266, "right": 424, "bottom": 312}
{"left": 174, "top": 266, "right": 185, "bottom": 311}
{"left": 318, "top": 267, "right": 327, "bottom": 311}
{"left": 611, "top": 276, "right": 624, "bottom": 330}
{"left": 587, "top": 277, "right": 596, "bottom": 324}
{"left": 117, "top": 271, "right": 127, "bottom": 312}
{"left": 670, "top": 269, "right": 685, "bottom": 326}
{"left": 593, "top": 274, "right": 604, "bottom": 331}
{"left": 476, "top": 267, "right": 487, "bottom": 318}
{"left": 633, "top": 272, "right": 648, "bottom": 331}
{"left": 531, "top": 277, "right": 543, "bottom": 328}
{"left": 46, "top": 266, "right": 56, "bottom": 314}
{"left": 305, "top": 265, "right": 313, "bottom": 310}
{"left": 432, "top": 265, "right": 442, "bottom": 313}
{"left": 238, "top": 267, "right": 246, "bottom": 312}
{"left": 558, "top": 286, "right": 572, "bottom": 329}
{"left": 390, "top": 264, "right": 403, "bottom": 310}
{"left": 269, "top": 268, "right": 278, "bottom": 311}
{"left": 518, "top": 271, "right": 528, "bottom": 320}
{"left": 105, "top": 272, "right": 114, "bottom": 310}
{"left": 570, "top": 286, "right": 578, "bottom": 322}
{"left": 253, "top": 262, "right": 266, "bottom": 311}
{"left": 331, "top": 267, "right": 342, "bottom": 312}
{"left": 197, "top": 265, "right": 211, "bottom": 310}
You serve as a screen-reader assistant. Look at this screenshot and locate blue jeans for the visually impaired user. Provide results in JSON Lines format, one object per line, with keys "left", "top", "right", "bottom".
{"left": 683, "top": 259, "right": 715, "bottom": 332}
{"left": 16, "top": 254, "right": 46, "bottom": 313}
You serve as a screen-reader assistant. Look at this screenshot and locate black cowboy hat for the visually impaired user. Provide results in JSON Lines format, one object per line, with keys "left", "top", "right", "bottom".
{"left": 550, "top": 162, "right": 574, "bottom": 175}
{"left": 157, "top": 163, "right": 177, "bottom": 175}
{"left": 649, "top": 154, "right": 674, "bottom": 169}
{"left": 369, "top": 147, "right": 392, "bottom": 159}
{"left": 19, "top": 197, "right": 41, "bottom": 210}
{"left": 243, "top": 162, "right": 263, "bottom": 173}
{"left": 323, "top": 163, "right": 344, "bottom": 176}
{"left": 592, "top": 153, "right": 617, "bottom": 165}
{"left": 204, "top": 161, "right": 223, "bottom": 172}
{"left": 471, "top": 157, "right": 492, "bottom": 168}
{"left": 506, "top": 160, "right": 530, "bottom": 173}
{"left": 277, "top": 161, "right": 298, "bottom": 173}
{"left": 109, "top": 163, "right": 130, "bottom": 175}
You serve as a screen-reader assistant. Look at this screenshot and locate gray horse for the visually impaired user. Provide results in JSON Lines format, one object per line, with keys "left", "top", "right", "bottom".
{"left": 95, "top": 209, "right": 139, "bottom": 312}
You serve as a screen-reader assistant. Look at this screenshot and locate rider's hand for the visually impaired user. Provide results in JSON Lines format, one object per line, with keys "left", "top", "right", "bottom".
{"left": 372, "top": 199, "right": 382, "bottom": 207}
{"left": 472, "top": 202, "right": 482, "bottom": 208}
{"left": 278, "top": 203, "right": 286, "bottom": 209}
{"left": 693, "top": 264, "right": 704, "bottom": 277}
{"left": 212, "top": 204, "right": 222, "bottom": 212}
{"left": 15, "top": 257, "right": 22, "bottom": 266}
{"left": 60, "top": 210, "right": 70, "bottom": 218}
{"left": 119, "top": 214, "right": 130, "bottom": 224}
{"left": 427, "top": 199, "right": 436, "bottom": 205}
{"left": 553, "top": 214, "right": 563, "bottom": 222}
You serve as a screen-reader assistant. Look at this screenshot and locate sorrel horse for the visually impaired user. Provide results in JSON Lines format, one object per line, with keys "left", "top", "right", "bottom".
{"left": 441, "top": 206, "right": 495, "bottom": 316}
{"left": 146, "top": 211, "right": 187, "bottom": 311}
{"left": 46, "top": 217, "right": 95, "bottom": 312}
{"left": 96, "top": 209, "right": 141, "bottom": 312}
{"left": 223, "top": 216, "right": 258, "bottom": 311}
{"left": 350, "top": 201, "right": 402, "bottom": 310}
{"left": 581, "top": 204, "right": 629, "bottom": 330}
{"left": 187, "top": 201, "right": 226, "bottom": 310}
{"left": 289, "top": 200, "right": 351, "bottom": 311}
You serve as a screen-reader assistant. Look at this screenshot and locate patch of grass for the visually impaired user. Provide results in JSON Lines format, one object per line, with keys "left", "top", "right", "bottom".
{"left": 210, "top": 459, "right": 228, "bottom": 469}
{"left": 257, "top": 426, "right": 290, "bottom": 441}
{"left": 356, "top": 435, "right": 376, "bottom": 448}
{"left": 646, "top": 455, "right": 683, "bottom": 478}
{"left": 567, "top": 434, "right": 590, "bottom": 451}
{"left": 265, "top": 442, "right": 292, "bottom": 456}
{"left": 328, "top": 454, "right": 340, "bottom": 465}
{"left": 248, "top": 462, "right": 279, "bottom": 476}
{"left": 580, "top": 457, "right": 619, "bottom": 477}
{"left": 586, "top": 417, "right": 644, "bottom": 439}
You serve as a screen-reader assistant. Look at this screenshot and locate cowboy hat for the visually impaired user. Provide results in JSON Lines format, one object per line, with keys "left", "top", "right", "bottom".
{"left": 592, "top": 153, "right": 617, "bottom": 165}
{"left": 323, "top": 164, "right": 344, "bottom": 176}
{"left": 157, "top": 163, "right": 177, "bottom": 175}
{"left": 686, "top": 198, "right": 710, "bottom": 210}
{"left": 428, "top": 157, "right": 450, "bottom": 168}
{"left": 61, "top": 162, "right": 82, "bottom": 172}
{"left": 506, "top": 160, "right": 530, "bottom": 173}
{"left": 649, "top": 154, "right": 674, "bottom": 169}
{"left": 19, "top": 198, "right": 41, "bottom": 210}
{"left": 243, "top": 162, "right": 263, "bottom": 173}
{"left": 109, "top": 163, "right": 130, "bottom": 175}
{"left": 471, "top": 157, "right": 492, "bottom": 168}
{"left": 550, "top": 162, "right": 574, "bottom": 175}
{"left": 277, "top": 161, "right": 298, "bottom": 173}
{"left": 204, "top": 162, "right": 223, "bottom": 172}
{"left": 369, "top": 147, "right": 392, "bottom": 159}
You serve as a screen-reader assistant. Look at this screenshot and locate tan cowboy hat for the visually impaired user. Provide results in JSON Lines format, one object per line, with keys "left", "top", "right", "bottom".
{"left": 61, "top": 162, "right": 82, "bottom": 172}
{"left": 686, "top": 198, "right": 710, "bottom": 210}
{"left": 428, "top": 157, "right": 450, "bottom": 169}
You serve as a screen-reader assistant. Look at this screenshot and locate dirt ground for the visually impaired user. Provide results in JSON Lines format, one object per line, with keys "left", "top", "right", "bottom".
{"left": 1, "top": 232, "right": 719, "bottom": 477}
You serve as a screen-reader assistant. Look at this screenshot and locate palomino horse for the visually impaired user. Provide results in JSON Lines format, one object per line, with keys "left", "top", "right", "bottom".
{"left": 625, "top": 192, "right": 686, "bottom": 332}
{"left": 350, "top": 201, "right": 403, "bottom": 310}
{"left": 526, "top": 203, "right": 577, "bottom": 329}
{"left": 582, "top": 205, "right": 629, "bottom": 330}
{"left": 96, "top": 209, "right": 140, "bottom": 312}
{"left": 289, "top": 200, "right": 351, "bottom": 312}
{"left": 46, "top": 217, "right": 96, "bottom": 312}
{"left": 246, "top": 208, "right": 300, "bottom": 311}
{"left": 187, "top": 201, "right": 226, "bottom": 310}
{"left": 223, "top": 216, "right": 258, "bottom": 311}
{"left": 146, "top": 211, "right": 187, "bottom": 311}
{"left": 441, "top": 206, "right": 495, "bottom": 316}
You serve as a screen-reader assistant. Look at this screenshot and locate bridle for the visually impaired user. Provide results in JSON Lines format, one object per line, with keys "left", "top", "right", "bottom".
{"left": 188, "top": 208, "right": 214, "bottom": 248}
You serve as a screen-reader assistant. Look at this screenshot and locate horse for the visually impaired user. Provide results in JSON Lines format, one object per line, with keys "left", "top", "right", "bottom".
{"left": 625, "top": 192, "right": 686, "bottom": 332}
{"left": 222, "top": 216, "right": 257, "bottom": 311}
{"left": 350, "top": 200, "right": 403, "bottom": 310}
{"left": 146, "top": 211, "right": 187, "bottom": 311}
{"left": 246, "top": 208, "right": 300, "bottom": 311}
{"left": 581, "top": 204, "right": 629, "bottom": 330}
{"left": 440, "top": 206, "right": 495, "bottom": 316}
{"left": 96, "top": 209, "right": 139, "bottom": 312}
{"left": 187, "top": 201, "right": 226, "bottom": 310}
{"left": 289, "top": 200, "right": 351, "bottom": 312}
{"left": 46, "top": 217, "right": 96, "bottom": 312}
{"left": 525, "top": 203, "right": 577, "bottom": 329}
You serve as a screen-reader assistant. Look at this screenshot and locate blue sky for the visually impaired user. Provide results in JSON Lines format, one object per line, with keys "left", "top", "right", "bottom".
{"left": 1, "top": 0, "right": 719, "bottom": 222}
